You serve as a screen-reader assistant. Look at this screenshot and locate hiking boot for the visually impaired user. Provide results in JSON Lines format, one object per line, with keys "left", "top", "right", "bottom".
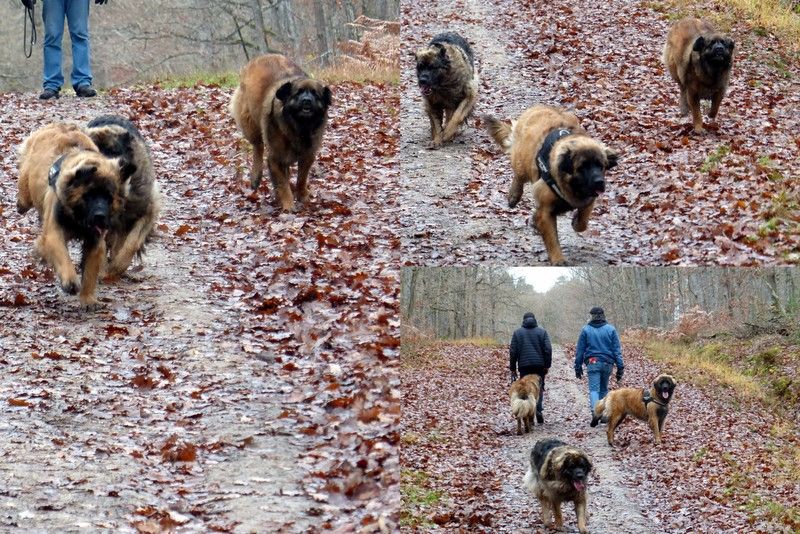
{"left": 74, "top": 85, "right": 97, "bottom": 98}
{"left": 39, "top": 88, "right": 60, "bottom": 100}
{"left": 536, "top": 412, "right": 544, "bottom": 424}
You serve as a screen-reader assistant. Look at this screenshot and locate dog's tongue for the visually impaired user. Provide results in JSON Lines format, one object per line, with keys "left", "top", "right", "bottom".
{"left": 662, "top": 391, "right": 669, "bottom": 399}
{"left": 573, "top": 481, "right": 585, "bottom": 492}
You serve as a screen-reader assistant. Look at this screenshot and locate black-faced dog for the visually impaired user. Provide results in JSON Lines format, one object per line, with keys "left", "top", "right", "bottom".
{"left": 524, "top": 438, "right": 592, "bottom": 533}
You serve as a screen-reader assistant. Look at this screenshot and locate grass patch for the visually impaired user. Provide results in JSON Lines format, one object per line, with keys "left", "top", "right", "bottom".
{"left": 401, "top": 469, "right": 443, "bottom": 528}
{"left": 742, "top": 494, "right": 800, "bottom": 527}
{"left": 643, "top": 340, "right": 761, "bottom": 398}
{"left": 692, "top": 446, "right": 709, "bottom": 462}
{"left": 700, "top": 144, "right": 731, "bottom": 173}
{"left": 450, "top": 337, "right": 504, "bottom": 347}
{"left": 155, "top": 71, "right": 239, "bottom": 89}
{"left": 310, "top": 61, "right": 399, "bottom": 86}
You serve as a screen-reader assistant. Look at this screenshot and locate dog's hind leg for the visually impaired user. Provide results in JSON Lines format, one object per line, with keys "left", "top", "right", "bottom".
{"left": 250, "top": 140, "right": 265, "bottom": 189}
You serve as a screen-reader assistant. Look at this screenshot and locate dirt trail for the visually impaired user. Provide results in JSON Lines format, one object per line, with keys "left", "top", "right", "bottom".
{"left": 400, "top": 343, "right": 657, "bottom": 532}
{"left": 0, "top": 81, "right": 400, "bottom": 531}
{"left": 400, "top": 0, "right": 606, "bottom": 265}
{"left": 400, "top": 0, "right": 800, "bottom": 265}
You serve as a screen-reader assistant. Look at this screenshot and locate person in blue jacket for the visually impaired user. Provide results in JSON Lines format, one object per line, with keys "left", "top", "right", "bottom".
{"left": 574, "top": 307, "right": 624, "bottom": 417}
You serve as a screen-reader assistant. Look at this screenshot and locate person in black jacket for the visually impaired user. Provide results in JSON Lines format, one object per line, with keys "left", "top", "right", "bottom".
{"left": 509, "top": 312, "right": 552, "bottom": 423}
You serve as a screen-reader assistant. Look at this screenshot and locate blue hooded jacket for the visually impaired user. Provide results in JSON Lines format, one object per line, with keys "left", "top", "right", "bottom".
{"left": 574, "top": 321, "right": 624, "bottom": 372}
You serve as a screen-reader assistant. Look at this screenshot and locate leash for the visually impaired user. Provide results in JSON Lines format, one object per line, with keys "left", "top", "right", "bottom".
{"left": 23, "top": 1, "right": 37, "bottom": 59}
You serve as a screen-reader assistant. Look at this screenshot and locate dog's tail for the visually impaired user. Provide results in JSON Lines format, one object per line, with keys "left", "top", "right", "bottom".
{"left": 511, "top": 392, "right": 536, "bottom": 421}
{"left": 590, "top": 397, "right": 608, "bottom": 427}
{"left": 483, "top": 115, "right": 514, "bottom": 153}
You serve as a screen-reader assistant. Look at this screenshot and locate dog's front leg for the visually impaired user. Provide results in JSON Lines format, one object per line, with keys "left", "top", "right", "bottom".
{"left": 534, "top": 208, "right": 565, "bottom": 265}
{"left": 268, "top": 157, "right": 294, "bottom": 212}
{"left": 575, "top": 497, "right": 589, "bottom": 533}
{"left": 441, "top": 90, "right": 476, "bottom": 142}
{"left": 37, "top": 214, "right": 80, "bottom": 295}
{"left": 79, "top": 239, "right": 106, "bottom": 310}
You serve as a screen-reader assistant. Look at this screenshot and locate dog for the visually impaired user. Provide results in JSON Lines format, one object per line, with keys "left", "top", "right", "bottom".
{"left": 230, "top": 53, "right": 332, "bottom": 212}
{"left": 484, "top": 105, "right": 618, "bottom": 265}
{"left": 414, "top": 32, "right": 478, "bottom": 148}
{"left": 591, "top": 374, "right": 677, "bottom": 446}
{"left": 663, "top": 18, "right": 734, "bottom": 133}
{"left": 85, "top": 115, "right": 161, "bottom": 277}
{"left": 510, "top": 374, "right": 541, "bottom": 435}
{"left": 17, "top": 123, "right": 133, "bottom": 309}
{"left": 524, "top": 438, "right": 592, "bottom": 534}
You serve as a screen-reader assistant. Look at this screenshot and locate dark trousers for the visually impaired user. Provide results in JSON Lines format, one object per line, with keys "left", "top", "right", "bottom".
{"left": 519, "top": 365, "right": 545, "bottom": 413}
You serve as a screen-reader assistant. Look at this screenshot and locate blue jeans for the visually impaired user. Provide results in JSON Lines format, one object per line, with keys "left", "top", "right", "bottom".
{"left": 42, "top": 0, "right": 92, "bottom": 90}
{"left": 587, "top": 361, "right": 613, "bottom": 413}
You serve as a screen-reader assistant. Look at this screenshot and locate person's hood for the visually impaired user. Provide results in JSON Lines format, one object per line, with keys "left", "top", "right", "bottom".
{"left": 523, "top": 315, "right": 538, "bottom": 328}
{"left": 589, "top": 318, "right": 607, "bottom": 328}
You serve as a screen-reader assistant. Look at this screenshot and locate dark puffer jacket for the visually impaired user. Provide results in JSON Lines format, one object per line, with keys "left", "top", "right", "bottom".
{"left": 510, "top": 315, "right": 552, "bottom": 372}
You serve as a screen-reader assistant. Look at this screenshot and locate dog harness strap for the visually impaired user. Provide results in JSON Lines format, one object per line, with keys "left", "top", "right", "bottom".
{"left": 48, "top": 155, "right": 65, "bottom": 188}
{"left": 536, "top": 128, "right": 572, "bottom": 203}
{"left": 642, "top": 388, "right": 665, "bottom": 407}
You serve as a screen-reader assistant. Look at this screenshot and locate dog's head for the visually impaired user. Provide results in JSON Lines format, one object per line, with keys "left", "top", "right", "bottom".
{"left": 653, "top": 374, "right": 677, "bottom": 403}
{"left": 693, "top": 33, "right": 734, "bottom": 70}
{"left": 556, "top": 139, "right": 619, "bottom": 203}
{"left": 54, "top": 150, "right": 129, "bottom": 239}
{"left": 276, "top": 78, "right": 331, "bottom": 128}
{"left": 559, "top": 450, "right": 592, "bottom": 493}
{"left": 414, "top": 44, "right": 451, "bottom": 96}
{"left": 85, "top": 124, "right": 138, "bottom": 182}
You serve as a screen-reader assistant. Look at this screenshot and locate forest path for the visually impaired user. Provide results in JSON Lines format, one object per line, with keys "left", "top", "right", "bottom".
{"left": 399, "top": 0, "right": 800, "bottom": 265}
{"left": 0, "top": 82, "right": 400, "bottom": 531}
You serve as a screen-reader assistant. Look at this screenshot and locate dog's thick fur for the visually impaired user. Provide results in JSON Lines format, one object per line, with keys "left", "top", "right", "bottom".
{"left": 414, "top": 32, "right": 478, "bottom": 148}
{"left": 523, "top": 438, "right": 592, "bottom": 534}
{"left": 484, "top": 105, "right": 618, "bottom": 265}
{"left": 663, "top": 18, "right": 734, "bottom": 133}
{"left": 510, "top": 374, "right": 541, "bottom": 435}
{"left": 85, "top": 115, "right": 161, "bottom": 277}
{"left": 230, "top": 53, "right": 332, "bottom": 211}
{"left": 591, "top": 374, "right": 677, "bottom": 446}
{"left": 17, "top": 123, "right": 131, "bottom": 309}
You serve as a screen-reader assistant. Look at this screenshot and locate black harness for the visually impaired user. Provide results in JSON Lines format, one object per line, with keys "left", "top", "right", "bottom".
{"left": 642, "top": 388, "right": 667, "bottom": 408}
{"left": 536, "top": 128, "right": 572, "bottom": 203}
{"left": 48, "top": 155, "right": 65, "bottom": 188}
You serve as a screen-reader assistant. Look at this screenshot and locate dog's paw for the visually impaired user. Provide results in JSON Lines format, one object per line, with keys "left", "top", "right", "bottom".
{"left": 79, "top": 298, "right": 101, "bottom": 312}
{"left": 590, "top": 417, "right": 600, "bottom": 428}
{"left": 60, "top": 277, "right": 80, "bottom": 295}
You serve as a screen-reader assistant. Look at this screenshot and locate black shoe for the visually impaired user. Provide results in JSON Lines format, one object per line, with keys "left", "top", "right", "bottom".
{"left": 536, "top": 412, "right": 544, "bottom": 424}
{"left": 39, "top": 88, "right": 60, "bottom": 100}
{"left": 75, "top": 85, "right": 97, "bottom": 98}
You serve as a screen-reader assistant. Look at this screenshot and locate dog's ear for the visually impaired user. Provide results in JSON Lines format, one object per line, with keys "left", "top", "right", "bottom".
{"left": 605, "top": 148, "right": 619, "bottom": 170}
{"left": 692, "top": 36, "right": 706, "bottom": 52}
{"left": 118, "top": 158, "right": 137, "bottom": 182}
{"left": 321, "top": 86, "right": 332, "bottom": 108}
{"left": 557, "top": 149, "right": 573, "bottom": 176}
{"left": 653, "top": 377, "right": 662, "bottom": 390}
{"left": 275, "top": 81, "right": 293, "bottom": 103}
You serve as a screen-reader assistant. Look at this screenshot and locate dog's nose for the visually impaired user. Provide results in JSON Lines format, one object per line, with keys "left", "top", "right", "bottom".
{"left": 91, "top": 213, "right": 108, "bottom": 228}
{"left": 593, "top": 176, "right": 605, "bottom": 192}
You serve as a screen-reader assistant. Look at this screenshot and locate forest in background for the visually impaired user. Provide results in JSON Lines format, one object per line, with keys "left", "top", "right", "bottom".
{"left": 0, "top": 0, "right": 399, "bottom": 91}
{"left": 401, "top": 267, "right": 799, "bottom": 343}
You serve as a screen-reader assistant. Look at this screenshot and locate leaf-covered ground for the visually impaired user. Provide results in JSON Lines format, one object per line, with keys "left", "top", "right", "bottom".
{"left": 400, "top": 342, "right": 800, "bottom": 532}
{"left": 400, "top": 0, "right": 800, "bottom": 265}
{"left": 0, "top": 82, "right": 399, "bottom": 532}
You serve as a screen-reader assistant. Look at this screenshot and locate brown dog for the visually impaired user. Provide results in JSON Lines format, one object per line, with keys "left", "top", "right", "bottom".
{"left": 485, "top": 105, "right": 618, "bottom": 265}
{"left": 663, "top": 18, "right": 734, "bottom": 133}
{"left": 510, "top": 374, "right": 541, "bottom": 435}
{"left": 230, "top": 54, "right": 332, "bottom": 212}
{"left": 524, "top": 438, "right": 592, "bottom": 534}
{"left": 17, "top": 123, "right": 132, "bottom": 309}
{"left": 414, "top": 32, "right": 478, "bottom": 148}
{"left": 591, "top": 374, "right": 677, "bottom": 446}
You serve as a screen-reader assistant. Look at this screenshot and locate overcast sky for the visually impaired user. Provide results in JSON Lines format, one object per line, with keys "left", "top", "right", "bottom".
{"left": 506, "top": 267, "right": 573, "bottom": 293}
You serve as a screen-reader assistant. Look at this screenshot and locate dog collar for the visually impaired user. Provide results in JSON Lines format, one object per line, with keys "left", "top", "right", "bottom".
{"left": 642, "top": 388, "right": 667, "bottom": 408}
{"left": 48, "top": 155, "right": 65, "bottom": 188}
{"left": 536, "top": 128, "right": 572, "bottom": 203}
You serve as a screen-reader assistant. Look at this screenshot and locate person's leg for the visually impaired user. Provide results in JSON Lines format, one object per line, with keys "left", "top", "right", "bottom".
{"left": 599, "top": 363, "right": 612, "bottom": 400}
{"left": 65, "top": 0, "right": 92, "bottom": 89}
{"left": 536, "top": 371, "right": 545, "bottom": 423}
{"left": 587, "top": 363, "right": 601, "bottom": 413}
{"left": 42, "top": 0, "right": 67, "bottom": 91}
